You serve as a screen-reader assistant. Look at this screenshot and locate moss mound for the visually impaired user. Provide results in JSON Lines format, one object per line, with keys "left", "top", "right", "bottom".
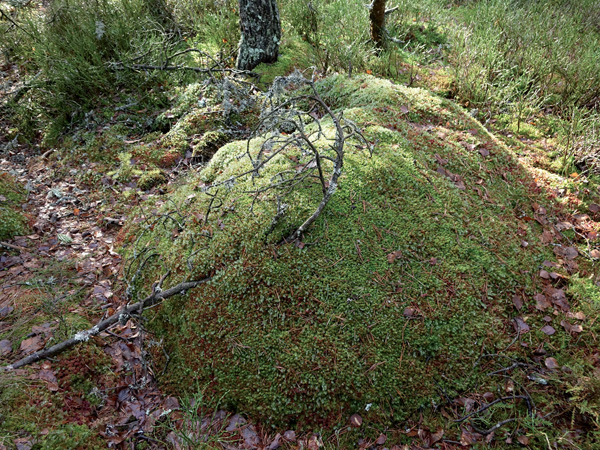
{"left": 122, "top": 75, "right": 555, "bottom": 426}
{"left": 0, "top": 172, "right": 29, "bottom": 241}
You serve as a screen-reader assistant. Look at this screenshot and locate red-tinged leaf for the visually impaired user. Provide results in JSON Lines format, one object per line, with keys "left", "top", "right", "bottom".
{"left": 514, "top": 317, "right": 530, "bottom": 334}
{"left": 350, "top": 414, "right": 362, "bottom": 427}
{"left": 375, "top": 434, "right": 387, "bottom": 445}
{"left": 545, "top": 357, "right": 559, "bottom": 370}
{"left": 512, "top": 295, "right": 523, "bottom": 310}
{"left": 591, "top": 249, "right": 600, "bottom": 259}
{"left": 589, "top": 203, "right": 600, "bottom": 213}
{"left": 561, "top": 320, "right": 583, "bottom": 334}
{"left": 541, "top": 325, "right": 555, "bottom": 336}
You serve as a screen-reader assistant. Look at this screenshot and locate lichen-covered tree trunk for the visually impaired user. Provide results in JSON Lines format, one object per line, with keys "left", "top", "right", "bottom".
{"left": 236, "top": 0, "right": 281, "bottom": 71}
{"left": 370, "top": 0, "right": 386, "bottom": 49}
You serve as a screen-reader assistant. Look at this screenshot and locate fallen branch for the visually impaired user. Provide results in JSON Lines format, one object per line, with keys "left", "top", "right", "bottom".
{"left": 0, "top": 241, "right": 28, "bottom": 252}
{"left": 1, "top": 276, "right": 211, "bottom": 371}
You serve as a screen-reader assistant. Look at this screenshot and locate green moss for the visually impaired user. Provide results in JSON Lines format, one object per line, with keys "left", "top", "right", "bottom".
{"left": 122, "top": 74, "right": 556, "bottom": 427}
{"left": 138, "top": 169, "right": 167, "bottom": 191}
{"left": 160, "top": 107, "right": 227, "bottom": 154}
{"left": 192, "top": 131, "right": 229, "bottom": 159}
{"left": 0, "top": 172, "right": 29, "bottom": 241}
{"left": 38, "top": 424, "right": 104, "bottom": 450}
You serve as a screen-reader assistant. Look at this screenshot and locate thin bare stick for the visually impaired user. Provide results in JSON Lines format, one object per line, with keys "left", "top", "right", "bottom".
{"left": 1, "top": 276, "right": 211, "bottom": 371}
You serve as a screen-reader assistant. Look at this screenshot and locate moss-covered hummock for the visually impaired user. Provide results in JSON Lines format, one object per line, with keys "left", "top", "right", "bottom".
{"left": 0, "top": 172, "right": 29, "bottom": 241}
{"left": 121, "top": 75, "right": 563, "bottom": 427}
{"left": 192, "top": 130, "right": 229, "bottom": 159}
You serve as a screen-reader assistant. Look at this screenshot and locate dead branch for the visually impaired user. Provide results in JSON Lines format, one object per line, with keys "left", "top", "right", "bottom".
{"left": 0, "top": 276, "right": 211, "bottom": 371}
{"left": 0, "top": 241, "right": 28, "bottom": 252}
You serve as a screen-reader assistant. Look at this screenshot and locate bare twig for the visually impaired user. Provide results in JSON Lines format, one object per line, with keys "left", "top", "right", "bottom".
{"left": 0, "top": 241, "right": 28, "bottom": 252}
{"left": 1, "top": 276, "right": 211, "bottom": 371}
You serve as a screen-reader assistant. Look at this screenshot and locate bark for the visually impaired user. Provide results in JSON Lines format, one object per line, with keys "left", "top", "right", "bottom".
{"left": 237, "top": 0, "right": 281, "bottom": 71}
{"left": 370, "top": 0, "right": 386, "bottom": 49}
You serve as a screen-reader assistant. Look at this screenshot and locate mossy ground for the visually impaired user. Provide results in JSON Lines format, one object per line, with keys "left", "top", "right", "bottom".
{"left": 120, "top": 75, "right": 591, "bottom": 434}
{"left": 0, "top": 172, "right": 30, "bottom": 241}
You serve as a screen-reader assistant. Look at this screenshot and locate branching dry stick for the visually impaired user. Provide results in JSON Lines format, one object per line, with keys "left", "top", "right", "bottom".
{"left": 0, "top": 276, "right": 211, "bottom": 371}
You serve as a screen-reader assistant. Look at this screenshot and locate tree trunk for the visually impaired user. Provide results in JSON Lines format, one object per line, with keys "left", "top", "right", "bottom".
{"left": 237, "top": 0, "right": 281, "bottom": 71}
{"left": 370, "top": 0, "right": 386, "bottom": 49}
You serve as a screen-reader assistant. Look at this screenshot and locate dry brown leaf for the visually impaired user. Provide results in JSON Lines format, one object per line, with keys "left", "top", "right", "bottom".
{"left": 545, "top": 357, "right": 559, "bottom": 370}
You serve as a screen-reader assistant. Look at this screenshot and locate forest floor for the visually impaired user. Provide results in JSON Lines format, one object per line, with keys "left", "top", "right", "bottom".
{"left": 1, "top": 60, "right": 600, "bottom": 450}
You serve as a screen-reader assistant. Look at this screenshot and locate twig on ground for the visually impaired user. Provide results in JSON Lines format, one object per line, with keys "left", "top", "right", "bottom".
{"left": 0, "top": 276, "right": 211, "bottom": 371}
{"left": 0, "top": 241, "right": 28, "bottom": 252}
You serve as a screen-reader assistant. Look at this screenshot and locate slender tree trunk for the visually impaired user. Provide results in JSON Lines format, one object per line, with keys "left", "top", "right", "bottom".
{"left": 237, "top": 0, "right": 281, "bottom": 71}
{"left": 370, "top": 0, "right": 386, "bottom": 49}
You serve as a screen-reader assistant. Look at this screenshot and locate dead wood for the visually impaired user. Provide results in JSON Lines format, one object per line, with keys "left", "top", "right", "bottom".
{"left": 0, "top": 276, "right": 211, "bottom": 371}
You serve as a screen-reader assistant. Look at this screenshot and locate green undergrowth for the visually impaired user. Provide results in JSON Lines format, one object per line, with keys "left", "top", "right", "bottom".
{"left": 120, "top": 74, "right": 578, "bottom": 430}
{"left": 0, "top": 172, "right": 30, "bottom": 241}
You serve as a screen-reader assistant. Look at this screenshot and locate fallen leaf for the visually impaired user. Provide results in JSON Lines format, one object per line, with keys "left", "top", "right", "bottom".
{"left": 541, "top": 325, "right": 555, "bottom": 336}
{"left": 517, "top": 435, "right": 530, "bottom": 445}
{"left": 430, "top": 429, "right": 444, "bottom": 444}
{"left": 226, "top": 413, "right": 246, "bottom": 431}
{"left": 242, "top": 425, "right": 260, "bottom": 448}
{"left": 589, "top": 203, "right": 600, "bottom": 213}
{"left": 38, "top": 369, "right": 59, "bottom": 391}
{"left": 591, "top": 249, "right": 600, "bottom": 259}
{"left": 479, "top": 147, "right": 489, "bottom": 157}
{"left": 19, "top": 335, "right": 45, "bottom": 354}
{"left": 539, "top": 270, "right": 550, "bottom": 279}
{"left": 375, "top": 434, "right": 387, "bottom": 445}
{"left": 514, "top": 317, "right": 530, "bottom": 334}
{"left": 512, "top": 295, "right": 523, "bottom": 310}
{"left": 350, "top": 414, "right": 362, "bottom": 427}
{"left": 563, "top": 246, "right": 579, "bottom": 260}
{"left": 0, "top": 339, "right": 12, "bottom": 356}
{"left": 566, "top": 311, "right": 585, "bottom": 320}
{"left": 283, "top": 430, "right": 296, "bottom": 442}
{"left": 561, "top": 320, "right": 583, "bottom": 334}
{"left": 387, "top": 250, "right": 402, "bottom": 263}
{"left": 545, "top": 357, "right": 559, "bottom": 370}
{"left": 266, "top": 433, "right": 281, "bottom": 450}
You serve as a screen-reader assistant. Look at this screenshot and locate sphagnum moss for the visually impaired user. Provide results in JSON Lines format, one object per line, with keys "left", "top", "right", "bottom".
{"left": 121, "top": 74, "right": 556, "bottom": 427}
